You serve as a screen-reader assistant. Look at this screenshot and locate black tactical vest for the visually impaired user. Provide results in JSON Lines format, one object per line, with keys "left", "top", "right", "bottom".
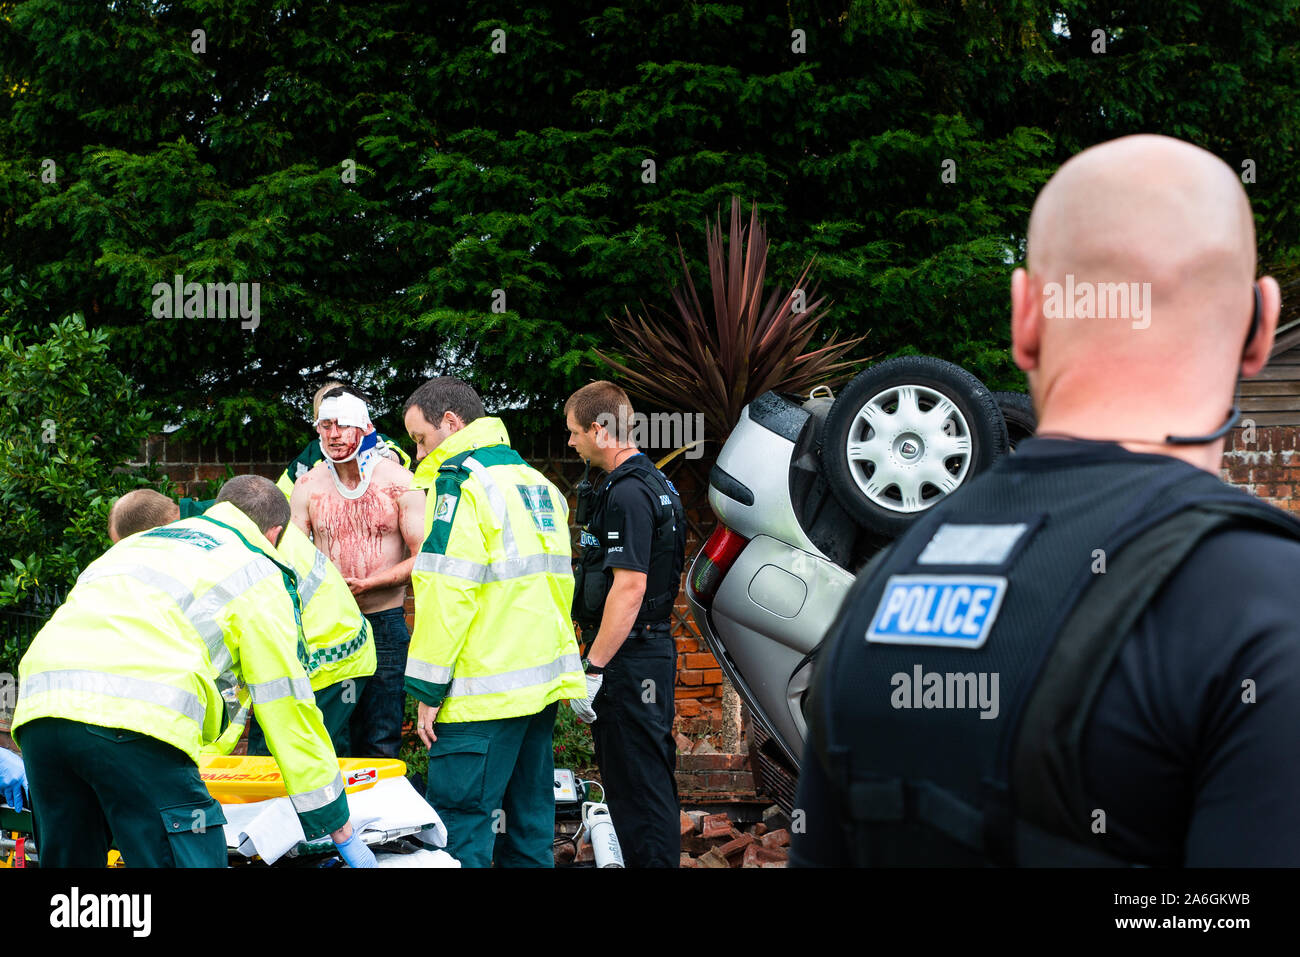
{"left": 808, "top": 442, "right": 1300, "bottom": 866}
{"left": 572, "top": 454, "right": 686, "bottom": 630}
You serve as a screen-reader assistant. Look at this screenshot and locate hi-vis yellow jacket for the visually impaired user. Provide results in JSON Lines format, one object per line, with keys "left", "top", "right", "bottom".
{"left": 404, "top": 417, "right": 585, "bottom": 722}
{"left": 275, "top": 523, "right": 376, "bottom": 693}
{"left": 13, "top": 503, "right": 349, "bottom": 839}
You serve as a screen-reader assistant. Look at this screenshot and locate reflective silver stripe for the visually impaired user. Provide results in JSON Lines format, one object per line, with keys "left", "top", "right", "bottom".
{"left": 449, "top": 653, "right": 582, "bottom": 698}
{"left": 21, "top": 668, "right": 206, "bottom": 725}
{"left": 483, "top": 553, "right": 572, "bottom": 582}
{"left": 298, "top": 548, "right": 330, "bottom": 607}
{"left": 76, "top": 558, "right": 279, "bottom": 675}
{"left": 186, "top": 559, "right": 282, "bottom": 672}
{"left": 290, "top": 772, "right": 346, "bottom": 813}
{"left": 79, "top": 563, "right": 199, "bottom": 617}
{"left": 413, "top": 553, "right": 487, "bottom": 583}
{"left": 463, "top": 457, "right": 518, "bottom": 558}
{"left": 248, "top": 675, "right": 314, "bottom": 704}
{"left": 413, "top": 552, "right": 570, "bottom": 583}
{"left": 406, "top": 659, "right": 453, "bottom": 685}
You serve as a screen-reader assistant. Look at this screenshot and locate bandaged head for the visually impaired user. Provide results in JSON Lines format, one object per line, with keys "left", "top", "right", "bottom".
{"left": 314, "top": 392, "right": 374, "bottom": 463}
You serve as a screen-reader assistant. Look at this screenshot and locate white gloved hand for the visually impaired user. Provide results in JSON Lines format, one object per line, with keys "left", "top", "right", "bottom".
{"left": 569, "top": 672, "right": 604, "bottom": 724}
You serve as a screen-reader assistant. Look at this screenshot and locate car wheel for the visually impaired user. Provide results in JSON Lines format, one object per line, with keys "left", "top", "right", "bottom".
{"left": 819, "top": 356, "right": 1009, "bottom": 539}
{"left": 993, "top": 391, "right": 1037, "bottom": 451}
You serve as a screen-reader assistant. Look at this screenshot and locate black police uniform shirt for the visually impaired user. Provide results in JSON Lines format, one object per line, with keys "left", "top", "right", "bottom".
{"left": 793, "top": 438, "right": 1300, "bottom": 867}
{"left": 591, "top": 453, "right": 661, "bottom": 602}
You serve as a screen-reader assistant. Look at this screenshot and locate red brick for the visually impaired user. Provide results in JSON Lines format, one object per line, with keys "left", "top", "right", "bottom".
{"left": 679, "top": 753, "right": 730, "bottom": 772}
{"left": 742, "top": 844, "right": 789, "bottom": 867}
{"left": 761, "top": 828, "right": 791, "bottom": 848}
{"left": 753, "top": 822, "right": 768, "bottom": 837}
{"left": 675, "top": 637, "right": 699, "bottom": 653}
{"left": 701, "top": 813, "right": 732, "bottom": 839}
{"left": 680, "top": 810, "right": 695, "bottom": 838}
{"left": 675, "top": 700, "right": 703, "bottom": 716}
{"left": 194, "top": 464, "right": 226, "bottom": 481}
{"left": 718, "top": 831, "right": 757, "bottom": 861}
{"left": 679, "top": 669, "right": 703, "bottom": 686}
{"left": 673, "top": 731, "right": 693, "bottom": 753}
{"left": 684, "top": 652, "right": 718, "bottom": 669}
{"left": 680, "top": 853, "right": 702, "bottom": 869}
{"left": 701, "top": 669, "right": 724, "bottom": 685}
{"left": 676, "top": 687, "right": 713, "bottom": 699}
{"left": 576, "top": 840, "right": 595, "bottom": 863}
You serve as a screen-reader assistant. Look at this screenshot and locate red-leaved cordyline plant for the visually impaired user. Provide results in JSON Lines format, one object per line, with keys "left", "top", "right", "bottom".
{"left": 598, "top": 196, "right": 869, "bottom": 447}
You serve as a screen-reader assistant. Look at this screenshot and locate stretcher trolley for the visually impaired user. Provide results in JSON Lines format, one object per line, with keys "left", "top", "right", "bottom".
{"left": 1, "top": 756, "right": 458, "bottom": 868}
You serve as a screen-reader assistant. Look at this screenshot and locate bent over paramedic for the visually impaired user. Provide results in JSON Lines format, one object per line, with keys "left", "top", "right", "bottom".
{"left": 13, "top": 475, "right": 376, "bottom": 867}
{"left": 792, "top": 134, "right": 1300, "bottom": 867}
{"left": 565, "top": 381, "right": 687, "bottom": 868}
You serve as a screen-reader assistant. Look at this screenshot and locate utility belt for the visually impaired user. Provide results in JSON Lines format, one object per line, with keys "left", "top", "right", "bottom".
{"left": 579, "top": 620, "right": 671, "bottom": 647}
{"left": 626, "top": 621, "right": 672, "bottom": 640}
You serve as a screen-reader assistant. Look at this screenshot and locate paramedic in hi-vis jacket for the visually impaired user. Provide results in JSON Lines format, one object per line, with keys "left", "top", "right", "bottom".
{"left": 12, "top": 475, "right": 376, "bottom": 867}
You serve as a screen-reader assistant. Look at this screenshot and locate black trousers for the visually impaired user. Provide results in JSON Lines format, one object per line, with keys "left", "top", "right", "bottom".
{"left": 20, "top": 718, "right": 227, "bottom": 868}
{"left": 590, "top": 631, "right": 679, "bottom": 867}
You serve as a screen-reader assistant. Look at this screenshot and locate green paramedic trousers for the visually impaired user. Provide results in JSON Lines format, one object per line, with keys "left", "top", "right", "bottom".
{"left": 19, "top": 717, "right": 227, "bottom": 868}
{"left": 425, "top": 701, "right": 558, "bottom": 868}
{"left": 247, "top": 677, "right": 367, "bottom": 757}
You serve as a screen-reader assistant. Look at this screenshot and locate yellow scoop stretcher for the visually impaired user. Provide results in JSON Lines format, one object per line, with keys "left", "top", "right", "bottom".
{"left": 199, "top": 755, "right": 406, "bottom": 804}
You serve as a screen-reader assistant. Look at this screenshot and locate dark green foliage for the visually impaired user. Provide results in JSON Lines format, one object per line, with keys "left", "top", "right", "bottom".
{"left": 1, "top": 0, "right": 1297, "bottom": 447}
{"left": 0, "top": 312, "right": 158, "bottom": 606}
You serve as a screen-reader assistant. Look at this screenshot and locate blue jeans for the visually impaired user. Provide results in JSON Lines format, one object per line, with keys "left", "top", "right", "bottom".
{"left": 348, "top": 608, "right": 410, "bottom": 758}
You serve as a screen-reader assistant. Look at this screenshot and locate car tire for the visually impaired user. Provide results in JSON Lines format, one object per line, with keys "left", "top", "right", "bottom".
{"left": 819, "top": 356, "right": 1009, "bottom": 539}
{"left": 993, "top": 391, "right": 1037, "bottom": 451}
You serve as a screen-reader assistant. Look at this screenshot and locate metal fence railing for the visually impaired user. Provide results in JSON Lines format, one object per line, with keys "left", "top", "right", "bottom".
{"left": 0, "top": 585, "right": 64, "bottom": 671}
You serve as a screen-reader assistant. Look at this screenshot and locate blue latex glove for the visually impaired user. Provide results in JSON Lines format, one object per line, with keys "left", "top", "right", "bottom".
{"left": 0, "top": 748, "right": 28, "bottom": 814}
{"left": 333, "top": 830, "right": 377, "bottom": 868}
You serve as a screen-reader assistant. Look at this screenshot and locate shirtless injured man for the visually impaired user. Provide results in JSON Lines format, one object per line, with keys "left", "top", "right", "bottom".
{"left": 290, "top": 388, "right": 426, "bottom": 758}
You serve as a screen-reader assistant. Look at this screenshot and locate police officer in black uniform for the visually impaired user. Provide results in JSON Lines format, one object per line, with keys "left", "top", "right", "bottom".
{"left": 793, "top": 135, "right": 1300, "bottom": 867}
{"left": 565, "top": 381, "right": 686, "bottom": 868}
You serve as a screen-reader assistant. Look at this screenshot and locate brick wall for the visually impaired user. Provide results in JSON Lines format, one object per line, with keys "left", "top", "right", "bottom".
{"left": 133, "top": 433, "right": 288, "bottom": 495}
{"left": 1220, "top": 425, "right": 1300, "bottom": 511}
{"left": 139, "top": 432, "right": 726, "bottom": 732}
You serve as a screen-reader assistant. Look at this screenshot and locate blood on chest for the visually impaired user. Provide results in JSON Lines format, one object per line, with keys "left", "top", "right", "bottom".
{"left": 310, "top": 485, "right": 402, "bottom": 578}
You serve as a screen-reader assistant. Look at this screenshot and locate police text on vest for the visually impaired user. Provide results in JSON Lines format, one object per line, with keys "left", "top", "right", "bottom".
{"left": 50, "top": 887, "right": 151, "bottom": 937}
{"left": 890, "top": 665, "right": 999, "bottom": 719}
{"left": 867, "top": 575, "right": 1006, "bottom": 648}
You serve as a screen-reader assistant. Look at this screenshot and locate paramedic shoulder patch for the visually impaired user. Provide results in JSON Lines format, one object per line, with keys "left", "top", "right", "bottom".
{"left": 866, "top": 574, "right": 1006, "bottom": 649}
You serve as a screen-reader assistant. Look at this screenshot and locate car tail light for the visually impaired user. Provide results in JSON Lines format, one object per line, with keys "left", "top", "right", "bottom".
{"left": 690, "top": 525, "right": 749, "bottom": 606}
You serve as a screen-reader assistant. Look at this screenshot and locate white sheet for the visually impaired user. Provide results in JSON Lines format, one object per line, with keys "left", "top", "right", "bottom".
{"left": 221, "top": 776, "right": 450, "bottom": 865}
